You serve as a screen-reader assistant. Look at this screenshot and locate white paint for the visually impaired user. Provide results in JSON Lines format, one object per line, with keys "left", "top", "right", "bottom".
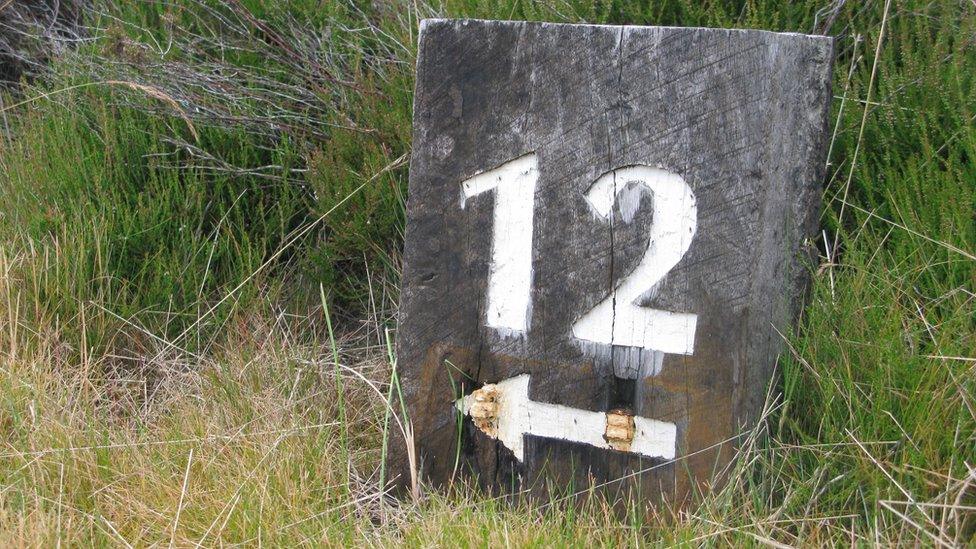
{"left": 574, "top": 165, "right": 698, "bottom": 355}
{"left": 456, "top": 374, "right": 676, "bottom": 462}
{"left": 571, "top": 343, "right": 667, "bottom": 379}
{"left": 460, "top": 153, "right": 538, "bottom": 334}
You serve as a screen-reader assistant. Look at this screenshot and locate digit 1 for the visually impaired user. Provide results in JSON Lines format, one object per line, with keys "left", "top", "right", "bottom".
{"left": 460, "top": 153, "right": 538, "bottom": 335}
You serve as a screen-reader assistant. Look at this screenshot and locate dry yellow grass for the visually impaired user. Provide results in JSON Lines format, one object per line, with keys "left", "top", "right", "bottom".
{"left": 1, "top": 245, "right": 973, "bottom": 546}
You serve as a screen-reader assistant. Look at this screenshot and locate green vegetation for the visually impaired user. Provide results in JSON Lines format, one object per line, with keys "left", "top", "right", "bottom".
{"left": 0, "top": 0, "right": 973, "bottom": 545}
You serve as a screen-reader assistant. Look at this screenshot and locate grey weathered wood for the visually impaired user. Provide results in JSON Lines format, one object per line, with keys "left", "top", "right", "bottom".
{"left": 391, "top": 19, "right": 833, "bottom": 503}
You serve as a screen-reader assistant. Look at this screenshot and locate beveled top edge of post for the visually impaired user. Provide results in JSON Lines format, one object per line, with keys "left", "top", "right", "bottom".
{"left": 418, "top": 18, "right": 835, "bottom": 45}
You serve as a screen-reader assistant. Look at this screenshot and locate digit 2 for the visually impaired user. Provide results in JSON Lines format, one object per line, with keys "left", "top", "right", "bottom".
{"left": 572, "top": 166, "right": 698, "bottom": 355}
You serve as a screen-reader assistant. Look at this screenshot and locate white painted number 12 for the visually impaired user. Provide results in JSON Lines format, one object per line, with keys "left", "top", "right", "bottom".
{"left": 460, "top": 153, "right": 698, "bottom": 355}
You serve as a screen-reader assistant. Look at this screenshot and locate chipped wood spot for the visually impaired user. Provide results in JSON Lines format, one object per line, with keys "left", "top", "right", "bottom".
{"left": 468, "top": 384, "right": 500, "bottom": 436}
{"left": 605, "top": 409, "right": 636, "bottom": 452}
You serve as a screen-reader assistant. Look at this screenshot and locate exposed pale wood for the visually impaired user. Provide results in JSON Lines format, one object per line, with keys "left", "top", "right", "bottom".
{"left": 391, "top": 19, "right": 834, "bottom": 504}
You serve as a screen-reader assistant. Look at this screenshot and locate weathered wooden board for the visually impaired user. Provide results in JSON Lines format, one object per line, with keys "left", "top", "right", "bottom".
{"left": 391, "top": 19, "right": 833, "bottom": 504}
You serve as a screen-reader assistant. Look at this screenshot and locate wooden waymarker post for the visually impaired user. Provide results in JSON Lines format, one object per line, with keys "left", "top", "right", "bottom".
{"left": 392, "top": 19, "right": 834, "bottom": 503}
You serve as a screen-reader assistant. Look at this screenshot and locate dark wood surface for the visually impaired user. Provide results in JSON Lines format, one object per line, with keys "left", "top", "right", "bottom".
{"left": 391, "top": 19, "right": 833, "bottom": 503}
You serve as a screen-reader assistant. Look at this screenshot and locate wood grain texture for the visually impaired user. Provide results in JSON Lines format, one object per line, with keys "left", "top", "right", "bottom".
{"left": 391, "top": 19, "right": 834, "bottom": 504}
